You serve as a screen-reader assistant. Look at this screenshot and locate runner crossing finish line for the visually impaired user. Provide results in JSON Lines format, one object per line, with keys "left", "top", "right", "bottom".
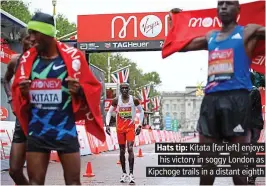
{"left": 164, "top": 0, "right": 265, "bottom": 185}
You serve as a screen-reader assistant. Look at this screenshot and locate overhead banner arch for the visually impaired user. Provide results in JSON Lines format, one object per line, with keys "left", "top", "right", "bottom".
{"left": 77, "top": 12, "right": 169, "bottom": 52}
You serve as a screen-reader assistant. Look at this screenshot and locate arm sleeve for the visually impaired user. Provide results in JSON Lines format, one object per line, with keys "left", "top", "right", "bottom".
{"left": 106, "top": 105, "right": 115, "bottom": 126}
{"left": 136, "top": 105, "right": 144, "bottom": 126}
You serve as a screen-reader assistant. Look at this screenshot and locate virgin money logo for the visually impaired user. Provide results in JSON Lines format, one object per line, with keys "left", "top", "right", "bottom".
{"left": 189, "top": 15, "right": 240, "bottom": 28}
{"left": 140, "top": 15, "right": 162, "bottom": 38}
{"left": 111, "top": 14, "right": 169, "bottom": 39}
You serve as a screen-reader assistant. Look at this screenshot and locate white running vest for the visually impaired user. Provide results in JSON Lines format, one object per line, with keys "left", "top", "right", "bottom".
{"left": 116, "top": 95, "right": 136, "bottom": 123}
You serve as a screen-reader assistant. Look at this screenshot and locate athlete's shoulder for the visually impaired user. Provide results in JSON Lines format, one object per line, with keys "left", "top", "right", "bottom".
{"left": 206, "top": 30, "right": 219, "bottom": 41}
{"left": 10, "top": 54, "right": 20, "bottom": 61}
{"left": 8, "top": 54, "right": 21, "bottom": 68}
{"left": 244, "top": 24, "right": 261, "bottom": 29}
{"left": 243, "top": 24, "right": 262, "bottom": 37}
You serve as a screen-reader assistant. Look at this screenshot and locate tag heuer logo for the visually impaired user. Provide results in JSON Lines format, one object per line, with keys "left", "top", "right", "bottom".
{"left": 105, "top": 43, "right": 111, "bottom": 48}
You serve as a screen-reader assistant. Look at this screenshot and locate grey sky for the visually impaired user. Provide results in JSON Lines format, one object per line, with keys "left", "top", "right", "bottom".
{"left": 25, "top": 0, "right": 254, "bottom": 91}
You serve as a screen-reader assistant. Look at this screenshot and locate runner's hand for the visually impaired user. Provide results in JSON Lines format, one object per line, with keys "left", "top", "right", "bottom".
{"left": 135, "top": 125, "right": 142, "bottom": 136}
{"left": 19, "top": 78, "right": 31, "bottom": 98}
{"left": 169, "top": 8, "right": 182, "bottom": 28}
{"left": 65, "top": 77, "right": 82, "bottom": 95}
{"left": 106, "top": 126, "right": 111, "bottom": 136}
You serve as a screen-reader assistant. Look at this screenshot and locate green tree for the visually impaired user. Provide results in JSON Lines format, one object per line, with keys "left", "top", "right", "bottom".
{"left": 143, "top": 72, "right": 162, "bottom": 85}
{"left": 1, "top": 0, "right": 32, "bottom": 23}
{"left": 89, "top": 53, "right": 162, "bottom": 90}
{"left": 1, "top": 0, "right": 76, "bottom": 39}
{"left": 89, "top": 52, "right": 163, "bottom": 112}
{"left": 55, "top": 14, "right": 76, "bottom": 38}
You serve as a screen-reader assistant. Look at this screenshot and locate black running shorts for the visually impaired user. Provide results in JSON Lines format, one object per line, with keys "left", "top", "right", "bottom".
{"left": 27, "top": 135, "right": 80, "bottom": 154}
{"left": 197, "top": 89, "right": 251, "bottom": 139}
{"left": 12, "top": 119, "right": 27, "bottom": 143}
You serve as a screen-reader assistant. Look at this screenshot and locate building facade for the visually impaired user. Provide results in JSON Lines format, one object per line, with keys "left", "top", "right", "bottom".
{"left": 161, "top": 86, "right": 204, "bottom": 131}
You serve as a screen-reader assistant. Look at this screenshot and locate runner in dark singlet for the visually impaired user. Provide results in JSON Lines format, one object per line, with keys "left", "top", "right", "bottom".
{"left": 3, "top": 32, "right": 32, "bottom": 185}
{"left": 248, "top": 71, "right": 264, "bottom": 185}
{"left": 16, "top": 12, "right": 84, "bottom": 185}
{"left": 170, "top": 0, "right": 265, "bottom": 185}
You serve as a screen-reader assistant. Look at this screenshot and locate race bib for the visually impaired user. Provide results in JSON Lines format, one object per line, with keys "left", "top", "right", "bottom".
{"left": 208, "top": 49, "right": 234, "bottom": 82}
{"left": 30, "top": 79, "right": 62, "bottom": 104}
{"left": 119, "top": 107, "right": 132, "bottom": 119}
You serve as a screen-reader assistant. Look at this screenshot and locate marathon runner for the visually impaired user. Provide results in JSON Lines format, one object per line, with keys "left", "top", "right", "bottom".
{"left": 170, "top": 0, "right": 265, "bottom": 185}
{"left": 106, "top": 83, "right": 144, "bottom": 184}
{"left": 3, "top": 31, "right": 31, "bottom": 185}
{"left": 248, "top": 71, "right": 264, "bottom": 185}
{"left": 11, "top": 12, "right": 105, "bottom": 185}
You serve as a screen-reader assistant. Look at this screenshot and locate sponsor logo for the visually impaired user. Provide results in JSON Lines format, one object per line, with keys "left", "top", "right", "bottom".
{"left": 87, "top": 43, "right": 97, "bottom": 50}
{"left": 105, "top": 43, "right": 111, "bottom": 48}
{"left": 31, "top": 79, "right": 61, "bottom": 90}
{"left": 233, "top": 124, "right": 244, "bottom": 133}
{"left": 231, "top": 33, "right": 242, "bottom": 39}
{"left": 209, "top": 49, "right": 233, "bottom": 60}
{"left": 52, "top": 64, "right": 65, "bottom": 70}
{"left": 188, "top": 15, "right": 240, "bottom": 27}
{"left": 111, "top": 16, "right": 137, "bottom": 38}
{"left": 112, "top": 41, "right": 149, "bottom": 48}
{"left": 111, "top": 14, "right": 169, "bottom": 39}
{"left": 140, "top": 15, "right": 162, "bottom": 38}
{"left": 79, "top": 43, "right": 99, "bottom": 50}
{"left": 252, "top": 55, "right": 265, "bottom": 66}
{"left": 80, "top": 40, "right": 163, "bottom": 50}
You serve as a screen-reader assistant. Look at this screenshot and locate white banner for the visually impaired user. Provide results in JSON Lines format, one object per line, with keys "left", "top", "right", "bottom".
{"left": 143, "top": 130, "right": 151, "bottom": 144}
{"left": 110, "top": 127, "right": 119, "bottom": 150}
{"left": 160, "top": 130, "right": 165, "bottom": 142}
{"left": 104, "top": 127, "right": 115, "bottom": 151}
{"left": 0, "top": 121, "right": 15, "bottom": 170}
{"left": 152, "top": 130, "right": 159, "bottom": 142}
{"left": 76, "top": 125, "right": 92, "bottom": 155}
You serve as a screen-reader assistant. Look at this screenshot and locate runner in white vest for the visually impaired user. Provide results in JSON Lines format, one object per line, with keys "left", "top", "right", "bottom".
{"left": 106, "top": 83, "right": 144, "bottom": 184}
